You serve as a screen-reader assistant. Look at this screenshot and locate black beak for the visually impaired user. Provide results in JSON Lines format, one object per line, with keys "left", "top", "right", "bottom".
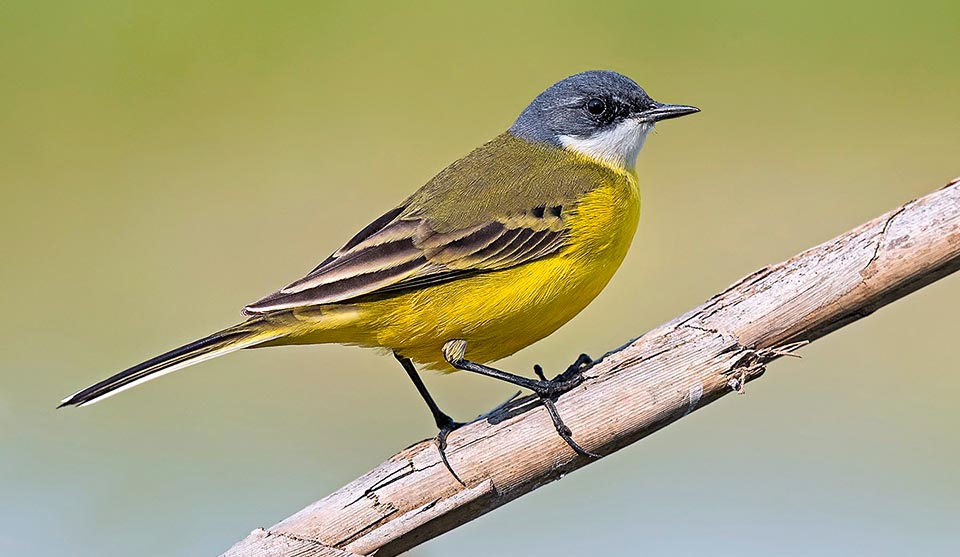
{"left": 639, "top": 102, "right": 700, "bottom": 122}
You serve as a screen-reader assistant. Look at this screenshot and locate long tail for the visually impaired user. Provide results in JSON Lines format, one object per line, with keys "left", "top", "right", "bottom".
{"left": 58, "top": 320, "right": 286, "bottom": 408}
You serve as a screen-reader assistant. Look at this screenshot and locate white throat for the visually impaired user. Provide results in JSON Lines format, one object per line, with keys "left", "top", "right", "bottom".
{"left": 558, "top": 119, "right": 653, "bottom": 171}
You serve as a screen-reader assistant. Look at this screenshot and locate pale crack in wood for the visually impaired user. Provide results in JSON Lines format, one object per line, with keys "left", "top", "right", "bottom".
{"left": 343, "top": 463, "right": 416, "bottom": 509}
{"left": 863, "top": 201, "right": 914, "bottom": 278}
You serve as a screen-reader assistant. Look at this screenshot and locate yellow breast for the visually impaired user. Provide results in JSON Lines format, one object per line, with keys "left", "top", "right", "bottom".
{"left": 339, "top": 166, "right": 641, "bottom": 369}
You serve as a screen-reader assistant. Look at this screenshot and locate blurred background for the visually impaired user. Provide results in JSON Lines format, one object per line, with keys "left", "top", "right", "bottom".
{"left": 2, "top": 1, "right": 958, "bottom": 555}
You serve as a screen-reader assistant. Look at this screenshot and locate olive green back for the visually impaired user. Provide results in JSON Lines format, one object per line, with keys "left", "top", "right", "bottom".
{"left": 402, "top": 132, "right": 621, "bottom": 232}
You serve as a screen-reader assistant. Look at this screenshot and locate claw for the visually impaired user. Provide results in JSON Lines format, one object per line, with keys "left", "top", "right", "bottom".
{"left": 541, "top": 397, "right": 599, "bottom": 458}
{"left": 568, "top": 353, "right": 594, "bottom": 372}
{"left": 529, "top": 356, "right": 597, "bottom": 459}
{"left": 533, "top": 364, "right": 548, "bottom": 381}
{"left": 435, "top": 418, "right": 466, "bottom": 486}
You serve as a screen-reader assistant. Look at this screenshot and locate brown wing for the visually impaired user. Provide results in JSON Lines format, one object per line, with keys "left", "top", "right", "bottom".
{"left": 242, "top": 132, "right": 618, "bottom": 315}
{"left": 241, "top": 203, "right": 569, "bottom": 314}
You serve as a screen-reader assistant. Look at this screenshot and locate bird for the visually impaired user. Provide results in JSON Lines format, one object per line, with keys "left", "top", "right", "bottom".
{"left": 59, "top": 70, "right": 698, "bottom": 460}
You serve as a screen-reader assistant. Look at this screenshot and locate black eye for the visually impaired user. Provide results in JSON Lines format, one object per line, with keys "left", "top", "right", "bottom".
{"left": 586, "top": 98, "right": 606, "bottom": 115}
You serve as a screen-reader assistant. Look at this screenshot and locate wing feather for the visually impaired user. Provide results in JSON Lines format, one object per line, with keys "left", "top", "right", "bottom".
{"left": 308, "top": 206, "right": 405, "bottom": 272}
{"left": 242, "top": 132, "right": 616, "bottom": 315}
{"left": 243, "top": 210, "right": 570, "bottom": 313}
{"left": 422, "top": 222, "right": 506, "bottom": 264}
{"left": 281, "top": 235, "right": 421, "bottom": 294}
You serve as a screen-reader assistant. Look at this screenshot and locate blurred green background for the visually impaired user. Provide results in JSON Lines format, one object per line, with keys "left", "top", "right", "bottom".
{"left": 2, "top": 1, "right": 958, "bottom": 555}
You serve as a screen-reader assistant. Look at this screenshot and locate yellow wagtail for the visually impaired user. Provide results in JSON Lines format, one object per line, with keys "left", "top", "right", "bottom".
{"left": 60, "top": 70, "right": 698, "bottom": 458}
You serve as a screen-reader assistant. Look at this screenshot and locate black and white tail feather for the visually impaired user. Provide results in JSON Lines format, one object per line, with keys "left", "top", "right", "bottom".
{"left": 58, "top": 321, "right": 283, "bottom": 408}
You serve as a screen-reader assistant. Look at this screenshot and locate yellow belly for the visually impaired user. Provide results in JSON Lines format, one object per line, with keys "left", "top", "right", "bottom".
{"left": 280, "top": 172, "right": 640, "bottom": 369}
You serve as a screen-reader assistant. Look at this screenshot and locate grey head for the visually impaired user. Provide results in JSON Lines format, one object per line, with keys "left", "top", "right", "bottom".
{"left": 509, "top": 70, "right": 698, "bottom": 169}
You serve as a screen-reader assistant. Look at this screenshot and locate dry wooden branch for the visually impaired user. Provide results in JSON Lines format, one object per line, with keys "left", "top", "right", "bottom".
{"left": 223, "top": 177, "right": 960, "bottom": 557}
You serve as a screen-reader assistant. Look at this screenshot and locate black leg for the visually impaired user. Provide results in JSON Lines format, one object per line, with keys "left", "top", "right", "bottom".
{"left": 393, "top": 353, "right": 465, "bottom": 484}
{"left": 442, "top": 341, "right": 587, "bottom": 398}
{"left": 394, "top": 353, "right": 460, "bottom": 430}
{"left": 441, "top": 340, "right": 598, "bottom": 458}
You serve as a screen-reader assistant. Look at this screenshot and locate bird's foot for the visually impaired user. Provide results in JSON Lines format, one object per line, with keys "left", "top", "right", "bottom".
{"left": 434, "top": 412, "right": 466, "bottom": 453}
{"left": 530, "top": 353, "right": 599, "bottom": 459}
{"left": 533, "top": 352, "right": 594, "bottom": 385}
{"left": 433, "top": 413, "right": 467, "bottom": 485}
{"left": 440, "top": 342, "right": 599, "bottom": 460}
